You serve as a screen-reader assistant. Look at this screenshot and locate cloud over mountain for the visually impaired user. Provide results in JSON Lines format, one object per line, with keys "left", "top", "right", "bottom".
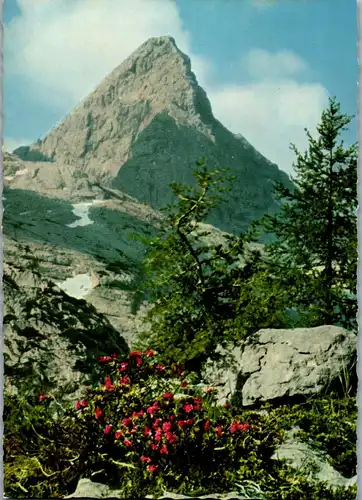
{"left": 5, "top": 0, "right": 328, "bottom": 174}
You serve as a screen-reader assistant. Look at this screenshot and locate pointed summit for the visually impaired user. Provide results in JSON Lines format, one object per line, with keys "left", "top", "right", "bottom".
{"left": 25, "top": 36, "right": 291, "bottom": 235}
{"left": 30, "top": 35, "right": 214, "bottom": 172}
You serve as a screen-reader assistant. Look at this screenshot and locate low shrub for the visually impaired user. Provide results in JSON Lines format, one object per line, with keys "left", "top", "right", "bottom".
{"left": 4, "top": 350, "right": 357, "bottom": 500}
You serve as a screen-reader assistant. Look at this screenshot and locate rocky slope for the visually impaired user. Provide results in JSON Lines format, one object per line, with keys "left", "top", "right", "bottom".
{"left": 3, "top": 263, "right": 130, "bottom": 401}
{"left": 15, "top": 35, "right": 292, "bottom": 235}
{"left": 3, "top": 153, "right": 263, "bottom": 345}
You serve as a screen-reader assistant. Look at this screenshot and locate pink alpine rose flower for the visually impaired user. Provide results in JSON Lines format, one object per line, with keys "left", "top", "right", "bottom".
{"left": 95, "top": 407, "right": 103, "bottom": 419}
{"left": 162, "top": 421, "right": 172, "bottom": 432}
{"left": 160, "top": 444, "right": 169, "bottom": 455}
{"left": 115, "top": 430, "right": 123, "bottom": 440}
{"left": 118, "top": 362, "right": 128, "bottom": 372}
{"left": 183, "top": 404, "right": 193, "bottom": 413}
{"left": 129, "top": 351, "right": 143, "bottom": 358}
{"left": 165, "top": 432, "right": 177, "bottom": 444}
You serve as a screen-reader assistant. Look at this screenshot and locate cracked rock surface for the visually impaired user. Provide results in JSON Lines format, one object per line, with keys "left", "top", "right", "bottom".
{"left": 239, "top": 326, "right": 356, "bottom": 406}
{"left": 202, "top": 326, "right": 356, "bottom": 407}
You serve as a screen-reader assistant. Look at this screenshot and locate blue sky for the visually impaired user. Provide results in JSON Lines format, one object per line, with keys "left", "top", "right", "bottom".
{"left": 3, "top": 0, "right": 357, "bottom": 175}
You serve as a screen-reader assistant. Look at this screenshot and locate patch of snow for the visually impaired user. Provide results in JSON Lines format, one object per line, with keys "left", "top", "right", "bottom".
{"left": 56, "top": 273, "right": 94, "bottom": 299}
{"left": 4, "top": 176, "right": 14, "bottom": 181}
{"left": 66, "top": 200, "right": 104, "bottom": 228}
{"left": 67, "top": 202, "right": 94, "bottom": 228}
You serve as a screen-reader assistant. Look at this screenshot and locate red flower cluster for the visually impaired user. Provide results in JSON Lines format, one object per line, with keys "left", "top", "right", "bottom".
{"left": 74, "top": 399, "right": 88, "bottom": 410}
{"left": 178, "top": 419, "right": 193, "bottom": 428}
{"left": 144, "top": 426, "right": 152, "bottom": 438}
{"left": 162, "top": 421, "right": 172, "bottom": 432}
{"left": 132, "top": 409, "right": 145, "bottom": 419}
{"left": 73, "top": 349, "right": 253, "bottom": 478}
{"left": 98, "top": 356, "right": 112, "bottom": 363}
{"left": 229, "top": 421, "right": 250, "bottom": 433}
{"left": 104, "top": 376, "right": 115, "bottom": 391}
{"left": 183, "top": 403, "right": 193, "bottom": 413}
{"left": 147, "top": 401, "right": 160, "bottom": 415}
{"left": 215, "top": 425, "right": 223, "bottom": 437}
{"left": 104, "top": 424, "right": 113, "bottom": 435}
{"left": 129, "top": 351, "right": 143, "bottom": 358}
{"left": 118, "top": 362, "right": 128, "bottom": 373}
{"left": 193, "top": 397, "right": 202, "bottom": 411}
{"left": 115, "top": 429, "right": 123, "bottom": 440}
{"left": 119, "top": 376, "right": 130, "bottom": 385}
{"left": 95, "top": 407, "right": 103, "bottom": 419}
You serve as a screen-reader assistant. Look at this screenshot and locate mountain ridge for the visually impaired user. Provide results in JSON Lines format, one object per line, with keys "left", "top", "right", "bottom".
{"left": 14, "top": 35, "right": 291, "bottom": 235}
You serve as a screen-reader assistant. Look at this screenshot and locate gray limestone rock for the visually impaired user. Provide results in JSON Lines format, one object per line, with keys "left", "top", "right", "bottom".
{"left": 22, "top": 35, "right": 292, "bottom": 236}
{"left": 239, "top": 325, "right": 356, "bottom": 406}
{"left": 202, "top": 326, "right": 356, "bottom": 407}
{"left": 65, "top": 478, "right": 116, "bottom": 498}
{"left": 67, "top": 478, "right": 263, "bottom": 499}
{"left": 272, "top": 427, "right": 356, "bottom": 490}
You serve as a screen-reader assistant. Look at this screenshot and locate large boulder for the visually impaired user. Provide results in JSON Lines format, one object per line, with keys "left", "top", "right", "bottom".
{"left": 271, "top": 427, "right": 357, "bottom": 490}
{"left": 239, "top": 326, "right": 356, "bottom": 406}
{"left": 202, "top": 326, "right": 357, "bottom": 407}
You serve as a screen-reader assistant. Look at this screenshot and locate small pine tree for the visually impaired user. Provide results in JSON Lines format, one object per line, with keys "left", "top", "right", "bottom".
{"left": 133, "top": 158, "right": 288, "bottom": 375}
{"left": 256, "top": 98, "right": 357, "bottom": 329}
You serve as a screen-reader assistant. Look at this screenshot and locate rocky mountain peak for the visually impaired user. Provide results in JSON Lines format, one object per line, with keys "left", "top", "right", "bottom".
{"left": 13, "top": 36, "right": 292, "bottom": 236}
{"left": 99, "top": 34, "right": 214, "bottom": 123}
{"left": 26, "top": 36, "right": 214, "bottom": 177}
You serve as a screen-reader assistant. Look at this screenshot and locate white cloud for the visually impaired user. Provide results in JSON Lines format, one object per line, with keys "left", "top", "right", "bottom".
{"left": 206, "top": 48, "right": 329, "bottom": 174}
{"left": 5, "top": 0, "right": 208, "bottom": 107}
{"left": 244, "top": 48, "right": 308, "bottom": 80}
{"left": 208, "top": 80, "right": 328, "bottom": 175}
{"left": 5, "top": 0, "right": 329, "bottom": 175}
{"left": 202, "top": 48, "right": 328, "bottom": 175}
{"left": 3, "top": 137, "right": 33, "bottom": 153}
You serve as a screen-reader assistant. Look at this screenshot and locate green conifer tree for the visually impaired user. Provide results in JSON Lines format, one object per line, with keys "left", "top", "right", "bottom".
{"left": 133, "top": 158, "right": 288, "bottom": 375}
{"left": 257, "top": 98, "right": 357, "bottom": 329}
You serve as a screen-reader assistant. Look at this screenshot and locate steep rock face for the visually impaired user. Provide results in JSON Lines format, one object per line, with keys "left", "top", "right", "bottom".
{"left": 24, "top": 35, "right": 292, "bottom": 234}
{"left": 3, "top": 263, "right": 130, "bottom": 400}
